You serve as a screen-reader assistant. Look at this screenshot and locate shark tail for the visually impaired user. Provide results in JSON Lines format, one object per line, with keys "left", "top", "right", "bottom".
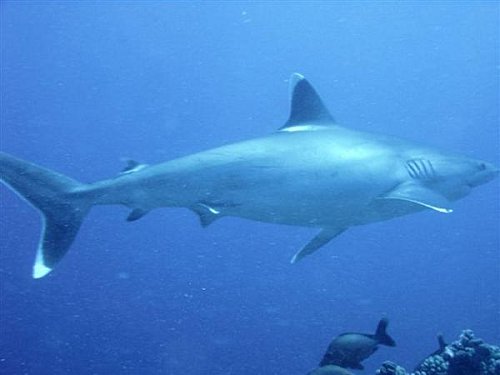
{"left": 374, "top": 318, "right": 396, "bottom": 347}
{"left": 0, "top": 152, "right": 92, "bottom": 278}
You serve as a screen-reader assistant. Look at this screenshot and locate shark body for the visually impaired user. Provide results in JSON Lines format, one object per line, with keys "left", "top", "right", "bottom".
{"left": 0, "top": 73, "right": 497, "bottom": 278}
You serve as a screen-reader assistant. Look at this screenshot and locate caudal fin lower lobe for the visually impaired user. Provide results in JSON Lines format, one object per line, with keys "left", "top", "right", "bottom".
{"left": 0, "top": 152, "right": 91, "bottom": 278}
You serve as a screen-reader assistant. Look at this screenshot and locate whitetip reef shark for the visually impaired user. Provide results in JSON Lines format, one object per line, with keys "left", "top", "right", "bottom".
{"left": 0, "top": 73, "right": 498, "bottom": 278}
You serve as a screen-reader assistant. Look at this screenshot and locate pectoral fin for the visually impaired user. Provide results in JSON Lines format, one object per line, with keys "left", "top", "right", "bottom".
{"left": 380, "top": 182, "right": 453, "bottom": 213}
{"left": 290, "top": 227, "right": 347, "bottom": 264}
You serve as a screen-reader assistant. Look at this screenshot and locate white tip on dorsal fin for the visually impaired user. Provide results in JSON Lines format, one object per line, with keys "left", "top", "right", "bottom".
{"left": 288, "top": 73, "right": 305, "bottom": 100}
{"left": 280, "top": 73, "right": 336, "bottom": 130}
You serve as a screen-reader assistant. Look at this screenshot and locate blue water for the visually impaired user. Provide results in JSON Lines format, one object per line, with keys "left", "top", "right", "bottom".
{"left": 0, "top": 2, "right": 498, "bottom": 374}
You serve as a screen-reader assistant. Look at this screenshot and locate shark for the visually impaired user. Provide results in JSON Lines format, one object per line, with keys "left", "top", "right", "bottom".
{"left": 0, "top": 73, "right": 498, "bottom": 279}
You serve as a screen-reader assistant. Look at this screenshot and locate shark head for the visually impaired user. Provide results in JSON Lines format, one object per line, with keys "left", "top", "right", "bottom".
{"left": 426, "top": 156, "right": 499, "bottom": 201}
{"left": 464, "top": 159, "right": 499, "bottom": 187}
{"left": 400, "top": 154, "right": 498, "bottom": 208}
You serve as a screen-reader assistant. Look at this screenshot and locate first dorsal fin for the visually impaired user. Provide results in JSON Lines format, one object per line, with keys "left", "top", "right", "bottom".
{"left": 280, "top": 73, "right": 335, "bottom": 130}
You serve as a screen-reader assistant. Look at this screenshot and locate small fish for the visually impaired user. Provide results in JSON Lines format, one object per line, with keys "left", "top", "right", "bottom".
{"left": 319, "top": 318, "right": 396, "bottom": 370}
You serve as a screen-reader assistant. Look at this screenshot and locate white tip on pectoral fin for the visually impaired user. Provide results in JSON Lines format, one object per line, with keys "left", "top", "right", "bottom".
{"left": 32, "top": 248, "right": 53, "bottom": 279}
{"left": 417, "top": 202, "right": 453, "bottom": 214}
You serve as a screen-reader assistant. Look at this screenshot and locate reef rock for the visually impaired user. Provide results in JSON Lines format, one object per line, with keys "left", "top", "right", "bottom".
{"left": 375, "top": 330, "right": 500, "bottom": 375}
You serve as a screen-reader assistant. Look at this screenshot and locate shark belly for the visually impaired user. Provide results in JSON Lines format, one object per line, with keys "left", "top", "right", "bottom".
{"left": 216, "top": 173, "right": 387, "bottom": 227}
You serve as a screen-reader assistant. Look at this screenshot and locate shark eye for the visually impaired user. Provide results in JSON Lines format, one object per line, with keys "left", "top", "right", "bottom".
{"left": 478, "top": 163, "right": 486, "bottom": 171}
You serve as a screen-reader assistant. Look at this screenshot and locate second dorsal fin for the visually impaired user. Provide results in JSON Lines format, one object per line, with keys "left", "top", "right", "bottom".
{"left": 120, "top": 159, "right": 148, "bottom": 175}
{"left": 280, "top": 73, "right": 335, "bottom": 130}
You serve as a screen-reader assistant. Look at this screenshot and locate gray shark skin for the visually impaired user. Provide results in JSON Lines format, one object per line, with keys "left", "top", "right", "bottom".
{"left": 0, "top": 73, "right": 498, "bottom": 278}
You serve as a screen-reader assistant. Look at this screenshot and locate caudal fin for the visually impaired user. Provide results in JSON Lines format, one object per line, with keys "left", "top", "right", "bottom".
{"left": 0, "top": 152, "right": 91, "bottom": 278}
{"left": 374, "top": 318, "right": 396, "bottom": 347}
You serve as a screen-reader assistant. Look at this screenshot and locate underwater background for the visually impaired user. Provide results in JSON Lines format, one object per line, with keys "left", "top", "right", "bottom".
{"left": 0, "top": 2, "right": 498, "bottom": 374}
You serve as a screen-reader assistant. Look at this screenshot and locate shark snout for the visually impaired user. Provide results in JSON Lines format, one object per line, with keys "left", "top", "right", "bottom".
{"left": 484, "top": 162, "right": 499, "bottom": 178}
{"left": 491, "top": 167, "right": 500, "bottom": 180}
{"left": 468, "top": 161, "right": 499, "bottom": 187}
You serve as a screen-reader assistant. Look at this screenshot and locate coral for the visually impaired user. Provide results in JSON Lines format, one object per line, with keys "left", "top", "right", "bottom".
{"left": 374, "top": 330, "right": 500, "bottom": 375}
{"left": 376, "top": 361, "right": 407, "bottom": 375}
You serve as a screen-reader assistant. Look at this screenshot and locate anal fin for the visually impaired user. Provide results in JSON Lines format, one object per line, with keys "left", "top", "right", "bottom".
{"left": 127, "top": 208, "right": 150, "bottom": 221}
{"left": 291, "top": 227, "right": 347, "bottom": 264}
{"left": 192, "top": 203, "right": 222, "bottom": 228}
